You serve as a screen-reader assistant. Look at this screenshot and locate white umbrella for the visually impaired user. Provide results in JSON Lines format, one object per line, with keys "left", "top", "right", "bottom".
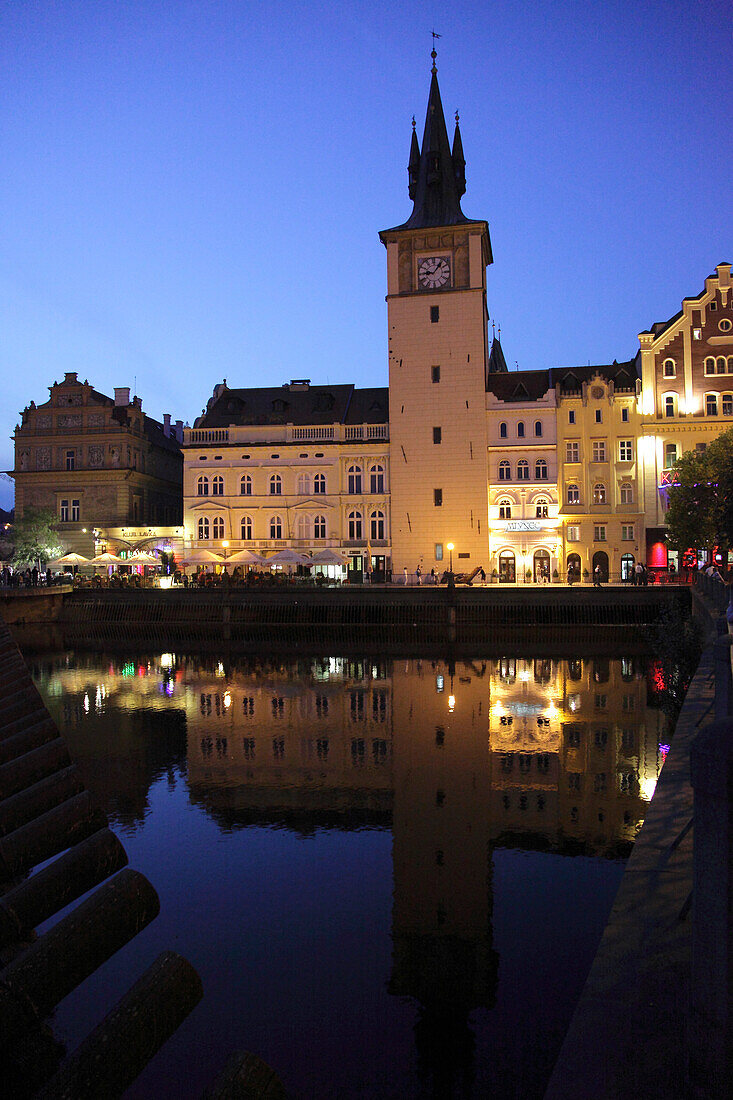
{"left": 89, "top": 552, "right": 125, "bottom": 566}
{"left": 51, "top": 552, "right": 90, "bottom": 566}
{"left": 128, "top": 551, "right": 159, "bottom": 566}
{"left": 226, "top": 548, "right": 265, "bottom": 565}
{"left": 310, "top": 549, "right": 348, "bottom": 566}
{"left": 180, "top": 549, "right": 224, "bottom": 565}
{"left": 266, "top": 549, "right": 311, "bottom": 565}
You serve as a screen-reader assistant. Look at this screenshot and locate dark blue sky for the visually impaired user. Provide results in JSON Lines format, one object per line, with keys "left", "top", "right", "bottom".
{"left": 2, "top": 1, "right": 731, "bottom": 510}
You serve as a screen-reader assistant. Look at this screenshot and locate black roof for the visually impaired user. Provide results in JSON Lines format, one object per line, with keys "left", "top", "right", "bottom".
{"left": 194, "top": 384, "right": 389, "bottom": 429}
{"left": 487, "top": 359, "right": 639, "bottom": 403}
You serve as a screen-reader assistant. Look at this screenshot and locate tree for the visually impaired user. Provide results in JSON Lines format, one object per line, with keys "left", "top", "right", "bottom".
{"left": 11, "top": 507, "right": 65, "bottom": 569}
{"left": 665, "top": 427, "right": 733, "bottom": 558}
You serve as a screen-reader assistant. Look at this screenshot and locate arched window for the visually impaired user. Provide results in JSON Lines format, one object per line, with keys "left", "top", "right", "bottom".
{"left": 370, "top": 509, "right": 385, "bottom": 540}
{"left": 498, "top": 499, "right": 512, "bottom": 520}
{"left": 593, "top": 483, "right": 606, "bottom": 504}
{"left": 498, "top": 460, "right": 511, "bottom": 481}
{"left": 197, "top": 475, "right": 209, "bottom": 496}
{"left": 723, "top": 394, "right": 733, "bottom": 416}
{"left": 517, "top": 460, "right": 529, "bottom": 480}
{"left": 663, "top": 358, "right": 676, "bottom": 378}
{"left": 706, "top": 393, "right": 718, "bottom": 416}
{"left": 620, "top": 482, "right": 634, "bottom": 504}
{"left": 567, "top": 484, "right": 580, "bottom": 505}
{"left": 704, "top": 357, "right": 716, "bottom": 376}
{"left": 348, "top": 510, "right": 363, "bottom": 540}
{"left": 664, "top": 394, "right": 676, "bottom": 418}
{"left": 499, "top": 422, "right": 508, "bottom": 439}
{"left": 347, "top": 465, "right": 362, "bottom": 494}
{"left": 197, "top": 517, "right": 210, "bottom": 540}
{"left": 314, "top": 514, "right": 327, "bottom": 539}
{"left": 517, "top": 421, "right": 525, "bottom": 438}
{"left": 314, "top": 473, "right": 326, "bottom": 494}
{"left": 296, "top": 514, "right": 311, "bottom": 540}
{"left": 370, "top": 464, "right": 385, "bottom": 493}
{"left": 718, "top": 356, "right": 728, "bottom": 373}
{"left": 297, "top": 473, "right": 311, "bottom": 495}
{"left": 269, "top": 473, "right": 282, "bottom": 495}
{"left": 535, "top": 497, "right": 548, "bottom": 518}
{"left": 534, "top": 420, "right": 543, "bottom": 437}
{"left": 240, "top": 516, "right": 253, "bottom": 540}
{"left": 240, "top": 474, "right": 252, "bottom": 495}
{"left": 270, "top": 515, "right": 283, "bottom": 540}
{"left": 729, "top": 357, "right": 733, "bottom": 373}
{"left": 212, "top": 475, "right": 224, "bottom": 496}
{"left": 535, "top": 459, "right": 548, "bottom": 480}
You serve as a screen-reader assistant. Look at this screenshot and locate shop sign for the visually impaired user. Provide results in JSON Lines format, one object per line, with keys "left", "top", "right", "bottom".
{"left": 505, "top": 520, "right": 543, "bottom": 532}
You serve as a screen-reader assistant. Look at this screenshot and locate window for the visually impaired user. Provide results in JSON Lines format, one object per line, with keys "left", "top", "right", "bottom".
{"left": 347, "top": 465, "right": 362, "bottom": 493}
{"left": 269, "top": 515, "right": 283, "bottom": 539}
{"left": 663, "top": 358, "right": 676, "bottom": 378}
{"left": 536, "top": 499, "right": 548, "bottom": 518}
{"left": 498, "top": 460, "right": 511, "bottom": 480}
{"left": 620, "top": 482, "right": 634, "bottom": 504}
{"left": 435, "top": 543, "right": 443, "bottom": 561}
{"left": 704, "top": 357, "right": 716, "bottom": 376}
{"left": 622, "top": 407, "right": 629, "bottom": 422}
{"left": 197, "top": 475, "right": 209, "bottom": 496}
{"left": 212, "top": 475, "right": 224, "bottom": 496}
{"left": 566, "top": 441, "right": 580, "bottom": 462}
{"left": 213, "top": 516, "right": 224, "bottom": 539}
{"left": 348, "top": 510, "right": 363, "bottom": 539}
{"left": 592, "top": 441, "right": 606, "bottom": 462}
{"left": 499, "top": 499, "right": 512, "bottom": 520}
{"left": 71, "top": 499, "right": 80, "bottom": 522}
{"left": 434, "top": 488, "right": 443, "bottom": 506}
{"left": 431, "top": 364, "right": 440, "bottom": 383}
{"left": 500, "top": 422, "right": 507, "bottom": 438}
{"left": 314, "top": 514, "right": 327, "bottom": 539}
{"left": 269, "top": 473, "right": 282, "bottom": 495}
{"left": 240, "top": 516, "right": 253, "bottom": 540}
{"left": 664, "top": 395, "right": 676, "bottom": 418}
{"left": 567, "top": 484, "right": 580, "bottom": 504}
{"left": 430, "top": 306, "right": 439, "bottom": 323}
{"left": 517, "top": 460, "right": 529, "bottom": 480}
{"left": 433, "top": 426, "right": 442, "bottom": 444}
{"left": 198, "top": 517, "right": 210, "bottom": 540}
{"left": 593, "top": 483, "right": 607, "bottom": 504}
{"left": 297, "top": 473, "right": 311, "bottom": 495}
{"left": 567, "top": 525, "right": 580, "bottom": 541}
{"left": 723, "top": 394, "right": 733, "bottom": 416}
{"left": 622, "top": 525, "right": 634, "bottom": 541}
{"left": 370, "top": 510, "right": 385, "bottom": 540}
{"left": 534, "top": 420, "right": 543, "bottom": 437}
{"left": 594, "top": 525, "right": 607, "bottom": 541}
{"left": 720, "top": 319, "right": 732, "bottom": 332}
{"left": 240, "top": 474, "right": 252, "bottom": 495}
{"left": 568, "top": 410, "right": 576, "bottom": 424}
{"left": 369, "top": 465, "right": 384, "bottom": 493}
{"left": 65, "top": 450, "right": 75, "bottom": 471}
{"left": 517, "top": 422, "right": 525, "bottom": 438}
{"left": 595, "top": 409, "right": 602, "bottom": 424}
{"left": 314, "top": 473, "right": 326, "bottom": 494}
{"left": 619, "top": 440, "right": 633, "bottom": 461}
{"left": 706, "top": 393, "right": 718, "bottom": 416}
{"left": 664, "top": 444, "right": 678, "bottom": 467}
{"left": 60, "top": 499, "right": 69, "bottom": 522}
{"left": 693, "top": 328, "right": 702, "bottom": 339}
{"left": 535, "top": 459, "right": 548, "bottom": 480}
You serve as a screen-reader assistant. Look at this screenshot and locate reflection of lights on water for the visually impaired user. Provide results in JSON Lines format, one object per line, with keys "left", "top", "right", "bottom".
{"left": 83, "top": 693, "right": 90, "bottom": 713}
{"left": 568, "top": 694, "right": 581, "bottom": 712}
{"left": 436, "top": 675, "right": 444, "bottom": 693}
{"left": 137, "top": 666, "right": 146, "bottom": 678}
{"left": 519, "top": 670, "right": 531, "bottom": 682}
{"left": 164, "top": 681, "right": 175, "bottom": 697}
{"left": 641, "top": 776, "right": 658, "bottom": 802}
{"left": 659, "top": 743, "right": 670, "bottom": 762}
{"left": 216, "top": 662, "right": 225, "bottom": 678}
{"left": 546, "top": 703, "right": 558, "bottom": 719}
{"left": 122, "top": 663, "right": 135, "bottom": 678}
{"left": 223, "top": 691, "right": 231, "bottom": 708}
{"left": 160, "top": 653, "right": 174, "bottom": 669}
{"left": 448, "top": 694, "right": 456, "bottom": 711}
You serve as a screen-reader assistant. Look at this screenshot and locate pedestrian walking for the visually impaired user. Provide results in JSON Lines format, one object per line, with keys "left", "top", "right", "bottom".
{"left": 593, "top": 565, "right": 602, "bottom": 587}
{"left": 403, "top": 566, "right": 408, "bottom": 585}
{"left": 416, "top": 565, "right": 422, "bottom": 585}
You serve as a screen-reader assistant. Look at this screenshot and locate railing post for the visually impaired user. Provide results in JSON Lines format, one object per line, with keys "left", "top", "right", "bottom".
{"left": 688, "top": 718, "right": 733, "bottom": 1098}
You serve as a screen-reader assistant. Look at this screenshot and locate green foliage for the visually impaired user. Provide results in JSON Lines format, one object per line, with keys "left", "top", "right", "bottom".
{"left": 666, "top": 427, "right": 733, "bottom": 556}
{"left": 11, "top": 507, "right": 64, "bottom": 568}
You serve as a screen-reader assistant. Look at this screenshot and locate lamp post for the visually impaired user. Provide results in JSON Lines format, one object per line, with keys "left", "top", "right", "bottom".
{"left": 447, "top": 542, "right": 454, "bottom": 572}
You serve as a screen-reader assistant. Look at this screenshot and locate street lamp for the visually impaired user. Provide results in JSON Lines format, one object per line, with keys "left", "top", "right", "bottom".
{"left": 447, "top": 542, "right": 454, "bottom": 572}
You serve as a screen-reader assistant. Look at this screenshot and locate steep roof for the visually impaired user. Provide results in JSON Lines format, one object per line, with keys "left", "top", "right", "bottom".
{"left": 487, "top": 358, "right": 639, "bottom": 403}
{"left": 194, "top": 384, "right": 389, "bottom": 429}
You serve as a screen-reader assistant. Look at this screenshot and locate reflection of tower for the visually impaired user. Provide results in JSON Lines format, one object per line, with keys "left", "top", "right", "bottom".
{"left": 389, "top": 658, "right": 498, "bottom": 1093}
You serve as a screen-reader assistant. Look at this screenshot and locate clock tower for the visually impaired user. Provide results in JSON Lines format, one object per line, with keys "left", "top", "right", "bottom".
{"left": 380, "top": 55, "right": 493, "bottom": 578}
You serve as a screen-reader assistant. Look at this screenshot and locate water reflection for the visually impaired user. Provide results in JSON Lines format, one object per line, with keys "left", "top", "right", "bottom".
{"left": 29, "top": 650, "right": 667, "bottom": 1098}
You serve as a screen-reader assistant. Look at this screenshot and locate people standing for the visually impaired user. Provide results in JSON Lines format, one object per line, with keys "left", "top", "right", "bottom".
{"left": 593, "top": 564, "right": 602, "bottom": 587}
{"left": 416, "top": 565, "right": 422, "bottom": 585}
{"left": 403, "top": 566, "right": 408, "bottom": 585}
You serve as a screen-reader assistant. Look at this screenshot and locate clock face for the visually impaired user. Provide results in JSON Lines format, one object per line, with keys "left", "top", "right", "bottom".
{"left": 418, "top": 255, "right": 451, "bottom": 289}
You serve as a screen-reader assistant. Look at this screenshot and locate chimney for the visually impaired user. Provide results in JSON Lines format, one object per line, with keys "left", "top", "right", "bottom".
{"left": 175, "top": 420, "right": 184, "bottom": 442}
{"left": 163, "top": 413, "right": 171, "bottom": 437}
{"left": 114, "top": 387, "right": 130, "bottom": 406}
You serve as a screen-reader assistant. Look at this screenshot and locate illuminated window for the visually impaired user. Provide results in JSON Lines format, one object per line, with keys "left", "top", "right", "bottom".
{"left": 567, "top": 525, "right": 580, "bottom": 541}
{"left": 499, "top": 499, "right": 512, "bottom": 519}
{"left": 535, "top": 499, "right": 548, "bottom": 519}
{"left": 198, "top": 517, "right": 210, "bottom": 540}
{"left": 567, "top": 484, "right": 580, "bottom": 505}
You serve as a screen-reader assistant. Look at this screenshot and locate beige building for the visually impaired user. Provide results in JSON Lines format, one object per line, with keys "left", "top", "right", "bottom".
{"left": 11, "top": 372, "right": 183, "bottom": 557}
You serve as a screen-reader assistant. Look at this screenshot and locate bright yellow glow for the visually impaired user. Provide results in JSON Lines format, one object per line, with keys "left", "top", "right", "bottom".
{"left": 223, "top": 691, "right": 231, "bottom": 708}
{"left": 447, "top": 542, "right": 454, "bottom": 552}
{"left": 222, "top": 539, "right": 229, "bottom": 548}
{"left": 448, "top": 694, "right": 456, "bottom": 711}
{"left": 641, "top": 776, "right": 658, "bottom": 802}
{"left": 519, "top": 670, "right": 531, "bottom": 682}
{"left": 160, "top": 653, "right": 174, "bottom": 668}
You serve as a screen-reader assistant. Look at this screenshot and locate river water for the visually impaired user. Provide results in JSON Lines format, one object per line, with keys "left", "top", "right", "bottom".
{"left": 26, "top": 646, "right": 669, "bottom": 1099}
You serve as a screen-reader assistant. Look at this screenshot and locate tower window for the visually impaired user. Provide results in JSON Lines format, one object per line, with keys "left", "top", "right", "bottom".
{"left": 433, "top": 426, "right": 442, "bottom": 444}
{"left": 430, "top": 306, "right": 439, "bottom": 323}
{"left": 433, "top": 488, "right": 443, "bottom": 507}
{"left": 517, "top": 421, "right": 525, "bottom": 438}
{"left": 499, "top": 422, "right": 507, "bottom": 438}
{"left": 431, "top": 365, "right": 440, "bottom": 383}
